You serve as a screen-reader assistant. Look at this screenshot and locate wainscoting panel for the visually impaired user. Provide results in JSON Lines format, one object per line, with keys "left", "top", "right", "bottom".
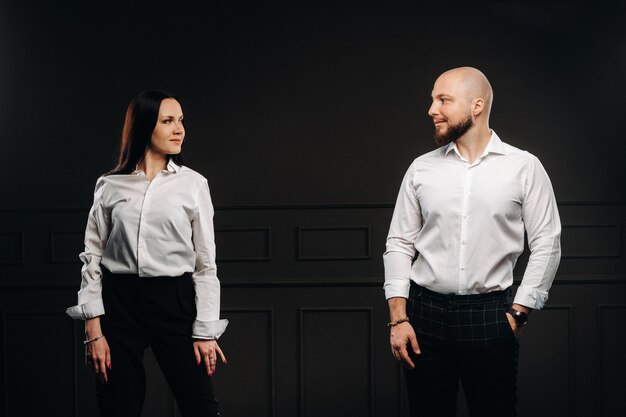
{"left": 0, "top": 232, "right": 24, "bottom": 265}
{"left": 299, "top": 308, "right": 373, "bottom": 417}
{"left": 297, "top": 227, "right": 371, "bottom": 260}
{"left": 517, "top": 306, "right": 573, "bottom": 417}
{"left": 216, "top": 309, "right": 275, "bottom": 417}
{"left": 598, "top": 305, "right": 626, "bottom": 417}
{"left": 0, "top": 202, "right": 624, "bottom": 417}
{"left": 2, "top": 312, "right": 75, "bottom": 417}
{"left": 216, "top": 228, "right": 272, "bottom": 262}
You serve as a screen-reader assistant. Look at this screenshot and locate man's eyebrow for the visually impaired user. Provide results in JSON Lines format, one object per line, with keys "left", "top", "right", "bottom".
{"left": 431, "top": 94, "right": 453, "bottom": 99}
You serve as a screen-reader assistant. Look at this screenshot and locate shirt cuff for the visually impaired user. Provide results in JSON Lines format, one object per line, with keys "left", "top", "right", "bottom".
{"left": 66, "top": 299, "right": 105, "bottom": 320}
{"left": 192, "top": 318, "right": 229, "bottom": 340}
{"left": 513, "top": 285, "right": 549, "bottom": 310}
{"left": 383, "top": 277, "right": 411, "bottom": 300}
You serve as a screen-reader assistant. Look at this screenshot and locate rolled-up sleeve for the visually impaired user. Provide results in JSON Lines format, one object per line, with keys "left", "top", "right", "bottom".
{"left": 66, "top": 178, "right": 110, "bottom": 320}
{"left": 190, "top": 179, "right": 228, "bottom": 339}
{"left": 514, "top": 156, "right": 561, "bottom": 310}
{"left": 383, "top": 164, "right": 422, "bottom": 300}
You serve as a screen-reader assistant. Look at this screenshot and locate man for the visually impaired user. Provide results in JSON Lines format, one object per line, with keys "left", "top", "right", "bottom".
{"left": 383, "top": 67, "right": 561, "bottom": 417}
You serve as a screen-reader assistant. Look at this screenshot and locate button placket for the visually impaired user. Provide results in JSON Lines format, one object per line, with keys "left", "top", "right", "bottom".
{"left": 458, "top": 167, "right": 473, "bottom": 293}
{"left": 136, "top": 175, "right": 159, "bottom": 276}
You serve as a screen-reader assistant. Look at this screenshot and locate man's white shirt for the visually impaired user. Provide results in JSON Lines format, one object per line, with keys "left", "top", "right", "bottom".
{"left": 383, "top": 131, "right": 561, "bottom": 310}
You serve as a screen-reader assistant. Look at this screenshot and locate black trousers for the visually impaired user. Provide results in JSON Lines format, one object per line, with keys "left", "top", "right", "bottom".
{"left": 97, "top": 269, "right": 219, "bottom": 417}
{"left": 404, "top": 281, "right": 519, "bottom": 417}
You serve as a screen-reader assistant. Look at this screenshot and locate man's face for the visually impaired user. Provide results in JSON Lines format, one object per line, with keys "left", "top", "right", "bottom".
{"left": 428, "top": 74, "right": 473, "bottom": 145}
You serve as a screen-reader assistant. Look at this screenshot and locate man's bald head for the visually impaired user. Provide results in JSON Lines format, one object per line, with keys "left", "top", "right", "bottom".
{"left": 428, "top": 67, "right": 494, "bottom": 145}
{"left": 436, "top": 67, "right": 493, "bottom": 118}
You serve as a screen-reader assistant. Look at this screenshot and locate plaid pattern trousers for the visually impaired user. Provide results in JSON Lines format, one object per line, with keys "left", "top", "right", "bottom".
{"left": 404, "top": 281, "right": 519, "bottom": 417}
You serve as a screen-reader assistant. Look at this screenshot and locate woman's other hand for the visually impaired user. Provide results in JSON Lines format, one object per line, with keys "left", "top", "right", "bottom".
{"left": 193, "top": 340, "right": 227, "bottom": 377}
{"left": 85, "top": 317, "right": 111, "bottom": 383}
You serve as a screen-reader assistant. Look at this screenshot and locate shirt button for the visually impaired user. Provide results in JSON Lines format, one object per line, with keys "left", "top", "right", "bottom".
{"left": 460, "top": 266, "right": 465, "bottom": 270}
{"left": 461, "top": 240, "right": 466, "bottom": 245}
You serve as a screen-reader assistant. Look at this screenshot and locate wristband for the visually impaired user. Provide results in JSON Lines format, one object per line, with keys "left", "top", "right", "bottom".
{"left": 84, "top": 335, "right": 104, "bottom": 345}
{"left": 507, "top": 308, "right": 529, "bottom": 327}
{"left": 387, "top": 317, "right": 410, "bottom": 327}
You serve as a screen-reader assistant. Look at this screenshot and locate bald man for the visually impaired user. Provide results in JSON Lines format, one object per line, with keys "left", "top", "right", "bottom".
{"left": 383, "top": 67, "right": 561, "bottom": 417}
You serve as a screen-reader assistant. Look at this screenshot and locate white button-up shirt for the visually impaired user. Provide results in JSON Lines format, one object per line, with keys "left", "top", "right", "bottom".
{"left": 383, "top": 131, "right": 561, "bottom": 310}
{"left": 66, "top": 160, "right": 228, "bottom": 339}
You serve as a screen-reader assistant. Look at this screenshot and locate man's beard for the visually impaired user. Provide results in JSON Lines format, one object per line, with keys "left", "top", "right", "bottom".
{"left": 434, "top": 114, "right": 473, "bottom": 146}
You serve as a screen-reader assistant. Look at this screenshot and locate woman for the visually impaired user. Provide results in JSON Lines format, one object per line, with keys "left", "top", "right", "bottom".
{"left": 66, "top": 90, "right": 228, "bottom": 417}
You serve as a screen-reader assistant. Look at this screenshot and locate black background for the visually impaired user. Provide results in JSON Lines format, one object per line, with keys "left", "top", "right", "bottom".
{"left": 1, "top": 1, "right": 625, "bottom": 417}
{"left": 2, "top": 1, "right": 624, "bottom": 208}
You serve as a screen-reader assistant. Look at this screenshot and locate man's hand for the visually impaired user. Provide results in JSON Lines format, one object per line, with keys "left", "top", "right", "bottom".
{"left": 388, "top": 297, "right": 420, "bottom": 369}
{"left": 505, "top": 303, "right": 532, "bottom": 337}
{"left": 505, "top": 313, "right": 520, "bottom": 337}
{"left": 390, "top": 321, "right": 420, "bottom": 369}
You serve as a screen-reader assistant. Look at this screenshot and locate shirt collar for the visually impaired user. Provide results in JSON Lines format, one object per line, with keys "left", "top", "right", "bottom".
{"left": 166, "top": 159, "right": 181, "bottom": 173}
{"left": 131, "top": 159, "right": 181, "bottom": 175}
{"left": 443, "top": 141, "right": 458, "bottom": 157}
{"left": 443, "top": 130, "right": 508, "bottom": 159}
{"left": 484, "top": 131, "right": 508, "bottom": 156}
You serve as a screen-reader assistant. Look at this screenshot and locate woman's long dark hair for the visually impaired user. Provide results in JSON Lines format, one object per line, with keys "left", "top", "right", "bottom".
{"left": 107, "top": 90, "right": 184, "bottom": 175}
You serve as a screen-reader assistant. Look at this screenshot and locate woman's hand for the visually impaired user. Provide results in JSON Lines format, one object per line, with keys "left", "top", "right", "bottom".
{"left": 85, "top": 317, "right": 111, "bottom": 383}
{"left": 193, "top": 339, "right": 227, "bottom": 377}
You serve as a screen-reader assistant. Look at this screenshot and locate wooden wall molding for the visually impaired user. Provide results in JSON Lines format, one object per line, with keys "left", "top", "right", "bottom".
{"left": 1, "top": 275, "right": 626, "bottom": 290}
{"left": 215, "top": 227, "right": 272, "bottom": 262}
{"left": 221, "top": 308, "right": 275, "bottom": 417}
{"left": 2, "top": 311, "right": 77, "bottom": 417}
{"left": 561, "top": 224, "right": 621, "bottom": 259}
{"left": 50, "top": 230, "right": 83, "bottom": 264}
{"left": 297, "top": 226, "right": 371, "bottom": 261}
{"left": 0, "top": 231, "right": 25, "bottom": 265}
{"left": 596, "top": 304, "right": 626, "bottom": 417}
{"left": 298, "top": 307, "right": 374, "bottom": 417}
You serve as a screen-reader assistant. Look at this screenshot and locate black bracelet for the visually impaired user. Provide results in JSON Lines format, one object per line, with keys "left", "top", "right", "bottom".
{"left": 387, "top": 317, "right": 410, "bottom": 327}
{"left": 507, "top": 308, "right": 529, "bottom": 327}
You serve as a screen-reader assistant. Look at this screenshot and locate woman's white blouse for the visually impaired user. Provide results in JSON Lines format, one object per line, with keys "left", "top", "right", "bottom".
{"left": 66, "top": 160, "right": 228, "bottom": 339}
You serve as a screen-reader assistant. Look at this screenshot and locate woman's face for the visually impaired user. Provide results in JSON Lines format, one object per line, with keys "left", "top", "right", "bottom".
{"left": 150, "top": 98, "right": 185, "bottom": 155}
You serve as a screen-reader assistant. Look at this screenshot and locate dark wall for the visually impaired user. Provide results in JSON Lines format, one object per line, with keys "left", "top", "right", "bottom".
{"left": 1, "top": 1, "right": 625, "bottom": 417}
{"left": 2, "top": 1, "right": 624, "bottom": 207}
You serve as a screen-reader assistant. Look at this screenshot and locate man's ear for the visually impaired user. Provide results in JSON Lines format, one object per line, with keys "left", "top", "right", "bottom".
{"left": 472, "top": 98, "right": 485, "bottom": 117}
